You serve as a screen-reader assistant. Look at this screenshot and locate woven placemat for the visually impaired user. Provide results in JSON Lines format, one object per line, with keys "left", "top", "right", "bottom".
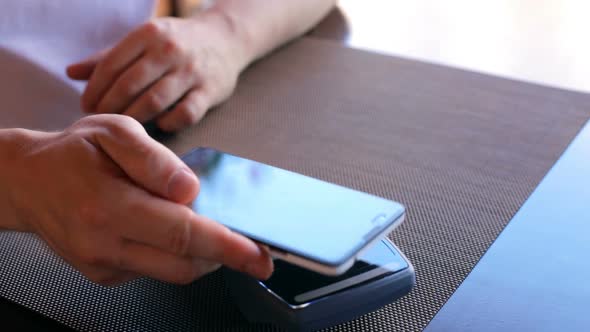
{"left": 1, "top": 37, "right": 589, "bottom": 331}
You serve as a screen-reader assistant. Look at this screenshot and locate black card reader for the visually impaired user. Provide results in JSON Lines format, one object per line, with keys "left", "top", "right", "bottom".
{"left": 224, "top": 238, "right": 415, "bottom": 332}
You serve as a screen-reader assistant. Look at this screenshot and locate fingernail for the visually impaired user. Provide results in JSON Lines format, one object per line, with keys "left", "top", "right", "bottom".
{"left": 245, "top": 262, "right": 271, "bottom": 280}
{"left": 168, "top": 168, "right": 197, "bottom": 201}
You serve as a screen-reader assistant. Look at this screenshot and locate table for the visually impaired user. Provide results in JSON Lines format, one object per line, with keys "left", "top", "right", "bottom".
{"left": 311, "top": 1, "right": 590, "bottom": 331}
{"left": 3, "top": 2, "right": 590, "bottom": 331}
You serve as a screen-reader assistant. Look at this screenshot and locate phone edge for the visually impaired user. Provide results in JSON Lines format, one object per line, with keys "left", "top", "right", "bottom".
{"left": 269, "top": 213, "right": 406, "bottom": 276}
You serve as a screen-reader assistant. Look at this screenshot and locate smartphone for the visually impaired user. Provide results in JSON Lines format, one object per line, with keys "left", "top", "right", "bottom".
{"left": 181, "top": 147, "right": 406, "bottom": 276}
{"left": 224, "top": 238, "right": 415, "bottom": 331}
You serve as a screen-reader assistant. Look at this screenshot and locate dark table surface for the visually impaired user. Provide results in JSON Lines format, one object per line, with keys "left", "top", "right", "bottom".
{"left": 3, "top": 2, "right": 590, "bottom": 331}
{"left": 311, "top": 2, "right": 590, "bottom": 331}
{"left": 424, "top": 122, "right": 590, "bottom": 331}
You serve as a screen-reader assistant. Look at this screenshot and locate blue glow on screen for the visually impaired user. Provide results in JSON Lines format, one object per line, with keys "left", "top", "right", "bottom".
{"left": 185, "top": 148, "right": 404, "bottom": 265}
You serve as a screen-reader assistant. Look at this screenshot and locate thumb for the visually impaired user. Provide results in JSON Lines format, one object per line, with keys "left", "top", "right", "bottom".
{"left": 66, "top": 50, "right": 107, "bottom": 81}
{"left": 90, "top": 115, "right": 200, "bottom": 204}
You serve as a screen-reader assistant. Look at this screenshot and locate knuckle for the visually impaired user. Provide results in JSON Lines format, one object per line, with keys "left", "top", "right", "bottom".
{"left": 100, "top": 114, "right": 143, "bottom": 139}
{"left": 86, "top": 113, "right": 123, "bottom": 129}
{"left": 113, "top": 113, "right": 140, "bottom": 128}
{"left": 85, "top": 271, "right": 123, "bottom": 287}
{"left": 65, "top": 119, "right": 89, "bottom": 135}
{"left": 70, "top": 114, "right": 108, "bottom": 131}
{"left": 143, "top": 21, "right": 178, "bottom": 52}
{"left": 142, "top": 21, "right": 163, "bottom": 37}
{"left": 117, "top": 77, "right": 142, "bottom": 99}
{"left": 78, "top": 248, "right": 110, "bottom": 267}
{"left": 173, "top": 261, "right": 219, "bottom": 285}
{"left": 212, "top": 226, "right": 234, "bottom": 259}
{"left": 174, "top": 268, "right": 199, "bottom": 285}
{"left": 177, "top": 97, "right": 208, "bottom": 126}
{"left": 145, "top": 91, "right": 166, "bottom": 111}
{"left": 161, "top": 40, "right": 180, "bottom": 57}
{"left": 177, "top": 107, "right": 201, "bottom": 127}
{"left": 184, "top": 61, "right": 198, "bottom": 74}
{"left": 217, "top": 225, "right": 234, "bottom": 244}
{"left": 167, "top": 208, "right": 193, "bottom": 256}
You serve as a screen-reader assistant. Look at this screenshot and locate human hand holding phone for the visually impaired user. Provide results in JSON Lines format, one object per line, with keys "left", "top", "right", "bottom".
{"left": 0, "top": 115, "right": 273, "bottom": 285}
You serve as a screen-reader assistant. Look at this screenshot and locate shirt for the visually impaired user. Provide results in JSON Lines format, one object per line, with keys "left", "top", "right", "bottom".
{"left": 0, "top": 0, "right": 155, "bottom": 129}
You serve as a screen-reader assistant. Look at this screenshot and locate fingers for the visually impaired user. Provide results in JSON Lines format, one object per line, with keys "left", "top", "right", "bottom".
{"left": 91, "top": 115, "right": 199, "bottom": 203}
{"left": 183, "top": 213, "right": 274, "bottom": 279}
{"left": 93, "top": 51, "right": 171, "bottom": 116}
{"left": 48, "top": 236, "right": 137, "bottom": 286}
{"left": 114, "top": 190, "right": 273, "bottom": 279}
{"left": 66, "top": 51, "right": 106, "bottom": 81}
{"left": 122, "top": 69, "right": 195, "bottom": 123}
{"left": 156, "top": 89, "right": 210, "bottom": 132}
{"left": 77, "top": 19, "right": 218, "bottom": 131}
{"left": 82, "top": 235, "right": 268, "bottom": 285}
{"left": 81, "top": 28, "right": 148, "bottom": 112}
{"left": 81, "top": 266, "right": 138, "bottom": 286}
{"left": 118, "top": 240, "right": 221, "bottom": 284}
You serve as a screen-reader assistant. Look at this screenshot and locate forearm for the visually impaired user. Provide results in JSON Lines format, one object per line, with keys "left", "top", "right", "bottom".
{"left": 201, "top": 0, "right": 337, "bottom": 69}
{"left": 0, "top": 128, "right": 42, "bottom": 232}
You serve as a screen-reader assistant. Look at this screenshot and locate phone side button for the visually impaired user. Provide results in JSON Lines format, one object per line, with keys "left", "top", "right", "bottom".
{"left": 371, "top": 213, "right": 388, "bottom": 226}
{"left": 362, "top": 226, "right": 383, "bottom": 241}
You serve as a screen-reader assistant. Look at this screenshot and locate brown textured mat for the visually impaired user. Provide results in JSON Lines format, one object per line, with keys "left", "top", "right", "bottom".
{"left": 1, "top": 37, "right": 589, "bottom": 332}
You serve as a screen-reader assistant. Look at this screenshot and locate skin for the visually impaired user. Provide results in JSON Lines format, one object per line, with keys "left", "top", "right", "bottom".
{"left": 0, "top": 0, "right": 336, "bottom": 286}
{"left": 67, "top": 0, "right": 338, "bottom": 132}
{"left": 0, "top": 115, "right": 273, "bottom": 285}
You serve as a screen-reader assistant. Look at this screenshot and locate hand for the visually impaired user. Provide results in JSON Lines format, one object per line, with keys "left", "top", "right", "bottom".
{"left": 5, "top": 114, "right": 272, "bottom": 285}
{"left": 67, "top": 15, "right": 247, "bottom": 132}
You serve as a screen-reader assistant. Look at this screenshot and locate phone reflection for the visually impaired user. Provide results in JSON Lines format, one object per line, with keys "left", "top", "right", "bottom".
{"left": 262, "top": 239, "right": 408, "bottom": 305}
{"left": 187, "top": 148, "right": 273, "bottom": 223}
{"left": 183, "top": 147, "right": 405, "bottom": 266}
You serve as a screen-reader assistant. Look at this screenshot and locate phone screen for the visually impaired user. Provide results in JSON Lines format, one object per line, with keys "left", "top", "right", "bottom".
{"left": 182, "top": 148, "right": 405, "bottom": 266}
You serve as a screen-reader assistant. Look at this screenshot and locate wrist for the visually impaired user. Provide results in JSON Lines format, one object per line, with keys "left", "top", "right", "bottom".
{"left": 196, "top": 6, "right": 257, "bottom": 72}
{"left": 0, "top": 128, "right": 50, "bottom": 232}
